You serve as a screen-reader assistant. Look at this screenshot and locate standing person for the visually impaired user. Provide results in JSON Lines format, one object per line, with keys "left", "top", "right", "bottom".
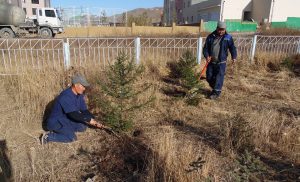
{"left": 203, "top": 21, "right": 237, "bottom": 99}
{"left": 40, "top": 74, "right": 104, "bottom": 144}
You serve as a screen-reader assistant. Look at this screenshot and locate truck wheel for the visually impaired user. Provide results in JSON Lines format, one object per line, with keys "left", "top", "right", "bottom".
{"left": 39, "top": 27, "right": 53, "bottom": 38}
{"left": 0, "top": 28, "right": 15, "bottom": 38}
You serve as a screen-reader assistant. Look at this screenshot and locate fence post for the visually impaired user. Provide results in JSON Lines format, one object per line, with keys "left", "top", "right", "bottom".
{"left": 63, "top": 39, "right": 71, "bottom": 69}
{"left": 250, "top": 35, "right": 257, "bottom": 63}
{"left": 135, "top": 37, "right": 141, "bottom": 64}
{"left": 131, "top": 22, "right": 135, "bottom": 35}
{"left": 197, "top": 37, "right": 203, "bottom": 64}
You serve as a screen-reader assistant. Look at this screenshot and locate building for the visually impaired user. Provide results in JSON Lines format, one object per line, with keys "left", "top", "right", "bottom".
{"left": 167, "top": 0, "right": 300, "bottom": 25}
{"left": 175, "top": 0, "right": 184, "bottom": 24}
{"left": 163, "top": 0, "right": 176, "bottom": 25}
{"left": 4, "top": 0, "right": 51, "bottom": 17}
{"left": 164, "top": 0, "right": 212, "bottom": 25}
{"left": 182, "top": 0, "right": 217, "bottom": 24}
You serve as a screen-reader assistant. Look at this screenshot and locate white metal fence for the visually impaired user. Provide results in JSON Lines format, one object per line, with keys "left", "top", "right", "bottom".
{"left": 0, "top": 39, "right": 64, "bottom": 73}
{"left": 67, "top": 38, "right": 135, "bottom": 67}
{"left": 140, "top": 38, "right": 199, "bottom": 63}
{"left": 1, "top": 36, "right": 300, "bottom": 73}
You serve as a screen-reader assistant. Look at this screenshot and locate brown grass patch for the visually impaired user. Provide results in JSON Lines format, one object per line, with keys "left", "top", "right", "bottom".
{"left": 260, "top": 28, "right": 300, "bottom": 36}
{"left": 0, "top": 52, "right": 299, "bottom": 181}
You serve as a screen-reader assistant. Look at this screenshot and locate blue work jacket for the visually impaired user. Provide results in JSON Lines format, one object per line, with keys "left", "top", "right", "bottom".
{"left": 203, "top": 31, "right": 237, "bottom": 62}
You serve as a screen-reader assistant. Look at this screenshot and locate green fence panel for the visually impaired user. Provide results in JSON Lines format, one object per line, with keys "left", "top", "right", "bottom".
{"left": 204, "top": 20, "right": 257, "bottom": 32}
{"left": 271, "top": 22, "right": 287, "bottom": 28}
{"left": 286, "top": 17, "right": 300, "bottom": 29}
{"left": 204, "top": 21, "right": 217, "bottom": 32}
{"left": 226, "top": 21, "right": 241, "bottom": 32}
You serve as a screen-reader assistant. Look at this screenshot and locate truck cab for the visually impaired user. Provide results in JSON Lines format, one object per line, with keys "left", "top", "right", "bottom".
{"left": 0, "top": 5, "right": 63, "bottom": 38}
{"left": 34, "top": 8, "right": 64, "bottom": 38}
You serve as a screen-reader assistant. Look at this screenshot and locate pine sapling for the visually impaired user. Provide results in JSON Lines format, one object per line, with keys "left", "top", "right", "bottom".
{"left": 96, "top": 52, "right": 153, "bottom": 131}
{"left": 168, "top": 50, "right": 203, "bottom": 105}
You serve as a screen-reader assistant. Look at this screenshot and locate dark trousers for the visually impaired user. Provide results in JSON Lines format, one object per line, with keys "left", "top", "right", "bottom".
{"left": 206, "top": 63, "right": 226, "bottom": 95}
{"left": 47, "top": 118, "right": 87, "bottom": 143}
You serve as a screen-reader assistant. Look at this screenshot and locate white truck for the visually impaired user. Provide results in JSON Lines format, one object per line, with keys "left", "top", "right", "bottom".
{"left": 0, "top": 1, "right": 63, "bottom": 38}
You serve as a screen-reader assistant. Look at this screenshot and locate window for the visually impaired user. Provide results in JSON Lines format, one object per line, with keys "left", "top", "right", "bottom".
{"left": 31, "top": 0, "right": 39, "bottom": 4}
{"left": 183, "top": 2, "right": 185, "bottom": 8}
{"left": 243, "top": 11, "right": 252, "bottom": 21}
{"left": 191, "top": 16, "right": 193, "bottom": 22}
{"left": 32, "top": 8, "right": 36, "bottom": 15}
{"left": 23, "top": 8, "right": 26, "bottom": 14}
{"left": 39, "top": 9, "right": 42, "bottom": 16}
{"left": 45, "top": 10, "right": 56, "bottom": 17}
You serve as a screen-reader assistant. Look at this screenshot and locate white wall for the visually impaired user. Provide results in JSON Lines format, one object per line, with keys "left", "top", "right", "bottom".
{"left": 222, "top": 0, "right": 252, "bottom": 20}
{"left": 271, "top": 0, "right": 300, "bottom": 22}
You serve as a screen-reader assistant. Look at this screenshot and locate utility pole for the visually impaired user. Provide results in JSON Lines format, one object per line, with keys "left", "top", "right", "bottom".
{"left": 220, "top": 0, "right": 225, "bottom": 21}
{"left": 168, "top": 0, "right": 171, "bottom": 25}
{"left": 269, "top": 0, "right": 276, "bottom": 23}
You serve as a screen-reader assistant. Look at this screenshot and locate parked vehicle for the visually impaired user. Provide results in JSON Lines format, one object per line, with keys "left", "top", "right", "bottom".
{"left": 0, "top": 1, "right": 63, "bottom": 38}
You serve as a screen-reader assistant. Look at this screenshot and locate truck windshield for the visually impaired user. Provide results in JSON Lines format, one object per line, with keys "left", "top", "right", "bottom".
{"left": 45, "top": 10, "right": 56, "bottom": 17}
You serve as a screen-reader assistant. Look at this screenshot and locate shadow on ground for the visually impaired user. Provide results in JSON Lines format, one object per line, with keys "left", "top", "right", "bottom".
{"left": 77, "top": 131, "right": 172, "bottom": 182}
{"left": 0, "top": 140, "right": 12, "bottom": 182}
{"left": 42, "top": 99, "right": 56, "bottom": 131}
{"left": 162, "top": 119, "right": 221, "bottom": 152}
{"left": 258, "top": 153, "right": 300, "bottom": 181}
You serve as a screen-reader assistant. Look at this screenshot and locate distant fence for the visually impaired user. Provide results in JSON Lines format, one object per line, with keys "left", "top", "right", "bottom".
{"left": 60, "top": 7, "right": 128, "bottom": 27}
{"left": 1, "top": 35, "right": 300, "bottom": 73}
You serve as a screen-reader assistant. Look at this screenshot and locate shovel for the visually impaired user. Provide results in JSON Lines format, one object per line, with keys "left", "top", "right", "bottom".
{"left": 199, "top": 59, "right": 211, "bottom": 80}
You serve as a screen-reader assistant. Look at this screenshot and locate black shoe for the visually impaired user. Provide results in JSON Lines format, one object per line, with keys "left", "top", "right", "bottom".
{"left": 209, "top": 93, "right": 219, "bottom": 100}
{"left": 39, "top": 132, "right": 49, "bottom": 145}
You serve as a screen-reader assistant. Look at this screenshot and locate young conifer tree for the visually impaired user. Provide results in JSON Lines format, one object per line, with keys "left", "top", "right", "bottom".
{"left": 171, "top": 50, "right": 203, "bottom": 105}
{"left": 98, "top": 52, "right": 153, "bottom": 131}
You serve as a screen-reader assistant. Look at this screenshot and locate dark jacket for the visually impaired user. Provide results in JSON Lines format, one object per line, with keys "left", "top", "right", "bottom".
{"left": 203, "top": 31, "right": 237, "bottom": 62}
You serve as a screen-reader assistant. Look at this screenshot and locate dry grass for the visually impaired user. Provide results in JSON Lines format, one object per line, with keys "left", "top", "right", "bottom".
{"left": 0, "top": 52, "right": 300, "bottom": 181}
{"left": 57, "top": 26, "right": 201, "bottom": 38}
{"left": 260, "top": 28, "right": 300, "bottom": 36}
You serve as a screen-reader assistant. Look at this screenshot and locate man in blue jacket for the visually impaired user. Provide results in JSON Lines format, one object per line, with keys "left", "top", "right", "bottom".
{"left": 40, "top": 74, "right": 104, "bottom": 144}
{"left": 203, "top": 21, "right": 237, "bottom": 99}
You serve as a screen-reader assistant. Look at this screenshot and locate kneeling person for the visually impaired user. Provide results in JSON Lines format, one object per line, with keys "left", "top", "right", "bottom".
{"left": 41, "top": 74, "right": 103, "bottom": 144}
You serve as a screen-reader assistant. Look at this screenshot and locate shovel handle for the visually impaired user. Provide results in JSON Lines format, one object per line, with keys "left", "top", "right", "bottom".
{"left": 199, "top": 60, "right": 210, "bottom": 79}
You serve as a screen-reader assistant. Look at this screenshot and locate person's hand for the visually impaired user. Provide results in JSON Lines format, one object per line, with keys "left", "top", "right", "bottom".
{"left": 232, "top": 59, "right": 237, "bottom": 64}
{"left": 94, "top": 122, "right": 104, "bottom": 129}
{"left": 89, "top": 119, "right": 104, "bottom": 128}
{"left": 206, "top": 56, "right": 211, "bottom": 63}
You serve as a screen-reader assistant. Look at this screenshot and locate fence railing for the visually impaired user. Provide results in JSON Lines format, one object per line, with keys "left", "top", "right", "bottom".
{"left": 67, "top": 38, "right": 135, "bottom": 67}
{"left": 1, "top": 36, "right": 300, "bottom": 73}
{"left": 0, "top": 39, "right": 64, "bottom": 73}
{"left": 255, "top": 36, "right": 300, "bottom": 56}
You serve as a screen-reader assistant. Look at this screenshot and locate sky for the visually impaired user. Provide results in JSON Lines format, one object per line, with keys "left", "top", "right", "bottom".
{"left": 52, "top": 0, "right": 164, "bottom": 11}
